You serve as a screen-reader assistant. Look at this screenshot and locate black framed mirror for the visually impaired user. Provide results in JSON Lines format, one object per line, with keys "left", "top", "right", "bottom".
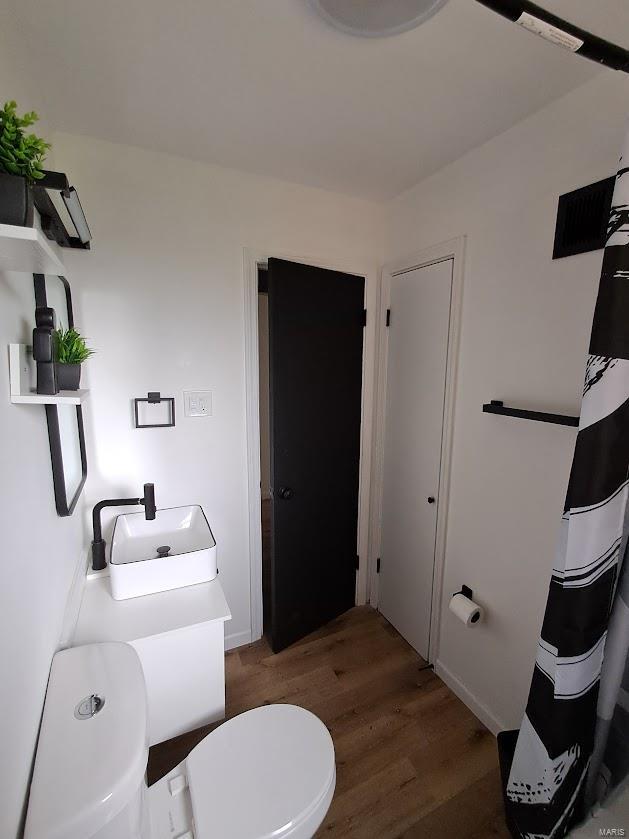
{"left": 34, "top": 274, "right": 88, "bottom": 516}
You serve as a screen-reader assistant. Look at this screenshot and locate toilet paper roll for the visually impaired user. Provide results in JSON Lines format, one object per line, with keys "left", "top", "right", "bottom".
{"left": 449, "top": 593, "right": 484, "bottom": 627}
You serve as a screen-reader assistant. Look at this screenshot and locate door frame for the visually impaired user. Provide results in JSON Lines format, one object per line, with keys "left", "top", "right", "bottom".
{"left": 243, "top": 247, "right": 376, "bottom": 645}
{"left": 370, "top": 236, "right": 466, "bottom": 663}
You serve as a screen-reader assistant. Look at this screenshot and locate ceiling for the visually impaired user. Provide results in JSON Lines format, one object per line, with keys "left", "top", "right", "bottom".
{"left": 4, "top": 0, "right": 628, "bottom": 201}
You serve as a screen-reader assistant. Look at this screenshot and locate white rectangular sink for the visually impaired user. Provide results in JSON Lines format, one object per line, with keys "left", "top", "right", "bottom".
{"left": 109, "top": 505, "right": 217, "bottom": 600}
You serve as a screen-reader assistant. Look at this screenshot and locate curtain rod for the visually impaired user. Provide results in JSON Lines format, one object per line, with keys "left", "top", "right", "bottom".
{"left": 474, "top": 0, "right": 629, "bottom": 74}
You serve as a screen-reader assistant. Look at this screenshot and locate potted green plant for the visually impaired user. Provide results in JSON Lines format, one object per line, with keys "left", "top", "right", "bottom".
{"left": 53, "top": 327, "right": 95, "bottom": 391}
{"left": 0, "top": 101, "right": 50, "bottom": 226}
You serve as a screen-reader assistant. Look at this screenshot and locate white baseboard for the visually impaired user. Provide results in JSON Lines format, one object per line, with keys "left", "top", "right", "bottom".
{"left": 434, "top": 659, "right": 506, "bottom": 736}
{"left": 225, "top": 629, "right": 253, "bottom": 651}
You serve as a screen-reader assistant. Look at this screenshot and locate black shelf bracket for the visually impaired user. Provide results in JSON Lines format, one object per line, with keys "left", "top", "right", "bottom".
{"left": 483, "top": 400, "right": 579, "bottom": 427}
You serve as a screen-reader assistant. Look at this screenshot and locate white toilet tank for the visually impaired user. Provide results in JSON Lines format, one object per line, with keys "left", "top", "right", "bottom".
{"left": 24, "top": 643, "right": 150, "bottom": 839}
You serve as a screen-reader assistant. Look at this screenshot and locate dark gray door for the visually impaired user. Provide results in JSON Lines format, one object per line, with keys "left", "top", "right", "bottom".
{"left": 267, "top": 258, "right": 365, "bottom": 652}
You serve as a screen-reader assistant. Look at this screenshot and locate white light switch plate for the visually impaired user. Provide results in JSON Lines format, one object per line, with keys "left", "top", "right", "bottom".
{"left": 183, "top": 390, "right": 212, "bottom": 417}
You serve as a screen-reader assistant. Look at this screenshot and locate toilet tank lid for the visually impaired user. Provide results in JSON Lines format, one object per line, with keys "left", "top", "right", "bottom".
{"left": 24, "top": 643, "right": 148, "bottom": 839}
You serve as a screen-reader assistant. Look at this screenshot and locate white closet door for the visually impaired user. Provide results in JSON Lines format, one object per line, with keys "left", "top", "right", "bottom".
{"left": 378, "top": 258, "right": 453, "bottom": 660}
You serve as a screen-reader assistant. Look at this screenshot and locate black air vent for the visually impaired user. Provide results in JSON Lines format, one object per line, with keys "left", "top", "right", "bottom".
{"left": 553, "top": 176, "right": 615, "bottom": 259}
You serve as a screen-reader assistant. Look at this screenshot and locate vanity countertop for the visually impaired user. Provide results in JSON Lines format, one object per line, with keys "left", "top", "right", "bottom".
{"left": 73, "top": 574, "right": 231, "bottom": 645}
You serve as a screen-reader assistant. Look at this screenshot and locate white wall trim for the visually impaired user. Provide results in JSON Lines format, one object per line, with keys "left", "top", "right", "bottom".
{"left": 225, "top": 629, "right": 253, "bottom": 651}
{"left": 243, "top": 248, "right": 267, "bottom": 646}
{"left": 435, "top": 659, "right": 506, "bottom": 736}
{"left": 243, "top": 247, "right": 376, "bottom": 645}
{"left": 369, "top": 236, "right": 466, "bottom": 666}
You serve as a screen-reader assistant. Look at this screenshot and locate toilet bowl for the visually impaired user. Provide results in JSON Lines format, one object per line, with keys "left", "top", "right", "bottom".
{"left": 24, "top": 642, "right": 336, "bottom": 839}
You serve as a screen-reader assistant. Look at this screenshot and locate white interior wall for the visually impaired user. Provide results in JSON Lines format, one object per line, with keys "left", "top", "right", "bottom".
{"left": 52, "top": 132, "right": 383, "bottom": 651}
{"left": 0, "top": 273, "right": 89, "bottom": 839}
{"left": 2, "top": 31, "right": 626, "bottom": 838}
{"left": 382, "top": 71, "right": 629, "bottom": 731}
{"left": 0, "top": 35, "right": 90, "bottom": 839}
{"left": 258, "top": 293, "right": 271, "bottom": 500}
{"left": 0, "top": 124, "right": 381, "bottom": 838}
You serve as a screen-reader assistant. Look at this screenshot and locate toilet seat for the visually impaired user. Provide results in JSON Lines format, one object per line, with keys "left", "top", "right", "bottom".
{"left": 185, "top": 703, "right": 336, "bottom": 839}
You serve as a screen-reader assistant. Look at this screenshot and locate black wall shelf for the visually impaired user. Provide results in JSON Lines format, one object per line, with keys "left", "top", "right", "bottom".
{"left": 483, "top": 400, "right": 579, "bottom": 427}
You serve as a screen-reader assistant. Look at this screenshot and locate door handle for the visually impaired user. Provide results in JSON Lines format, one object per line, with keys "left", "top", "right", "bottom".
{"left": 278, "top": 487, "right": 294, "bottom": 500}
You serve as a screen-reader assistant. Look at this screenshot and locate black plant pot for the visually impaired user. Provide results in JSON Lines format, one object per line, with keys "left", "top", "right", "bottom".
{"left": 56, "top": 363, "right": 81, "bottom": 391}
{"left": 0, "top": 172, "right": 34, "bottom": 226}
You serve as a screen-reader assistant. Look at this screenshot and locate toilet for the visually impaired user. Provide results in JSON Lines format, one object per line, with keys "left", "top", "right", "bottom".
{"left": 24, "top": 642, "right": 336, "bottom": 839}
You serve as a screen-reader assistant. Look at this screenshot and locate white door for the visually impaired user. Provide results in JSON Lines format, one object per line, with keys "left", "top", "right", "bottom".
{"left": 378, "top": 258, "right": 453, "bottom": 660}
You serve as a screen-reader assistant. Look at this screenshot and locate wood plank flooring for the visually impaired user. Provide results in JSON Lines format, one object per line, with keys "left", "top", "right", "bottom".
{"left": 148, "top": 606, "right": 509, "bottom": 839}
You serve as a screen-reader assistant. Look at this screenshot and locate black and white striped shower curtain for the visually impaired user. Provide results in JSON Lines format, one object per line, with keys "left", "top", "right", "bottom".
{"left": 505, "top": 126, "right": 629, "bottom": 837}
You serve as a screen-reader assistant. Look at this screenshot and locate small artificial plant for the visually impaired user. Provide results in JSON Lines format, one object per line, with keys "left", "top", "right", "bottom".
{"left": 0, "top": 100, "right": 50, "bottom": 182}
{"left": 53, "top": 327, "right": 95, "bottom": 366}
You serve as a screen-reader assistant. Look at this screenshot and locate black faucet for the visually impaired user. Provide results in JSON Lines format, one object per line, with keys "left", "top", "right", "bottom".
{"left": 91, "top": 483, "right": 156, "bottom": 571}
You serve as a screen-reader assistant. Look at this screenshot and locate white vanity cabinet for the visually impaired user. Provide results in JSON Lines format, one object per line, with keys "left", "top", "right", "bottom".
{"left": 73, "top": 575, "right": 231, "bottom": 745}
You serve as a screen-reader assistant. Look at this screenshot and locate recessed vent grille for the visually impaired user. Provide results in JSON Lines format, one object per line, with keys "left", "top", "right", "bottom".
{"left": 553, "top": 176, "right": 615, "bottom": 259}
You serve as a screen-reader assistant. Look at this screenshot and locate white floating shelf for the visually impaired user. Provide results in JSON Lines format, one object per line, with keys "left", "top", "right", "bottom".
{"left": 8, "top": 343, "right": 89, "bottom": 406}
{"left": 0, "top": 223, "right": 65, "bottom": 275}
{"left": 11, "top": 389, "right": 89, "bottom": 406}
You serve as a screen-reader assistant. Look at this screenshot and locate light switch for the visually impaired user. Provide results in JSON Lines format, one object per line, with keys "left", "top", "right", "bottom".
{"left": 183, "top": 390, "right": 212, "bottom": 417}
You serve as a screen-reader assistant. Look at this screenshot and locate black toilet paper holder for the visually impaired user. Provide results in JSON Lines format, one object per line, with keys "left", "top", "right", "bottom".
{"left": 454, "top": 585, "right": 474, "bottom": 600}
